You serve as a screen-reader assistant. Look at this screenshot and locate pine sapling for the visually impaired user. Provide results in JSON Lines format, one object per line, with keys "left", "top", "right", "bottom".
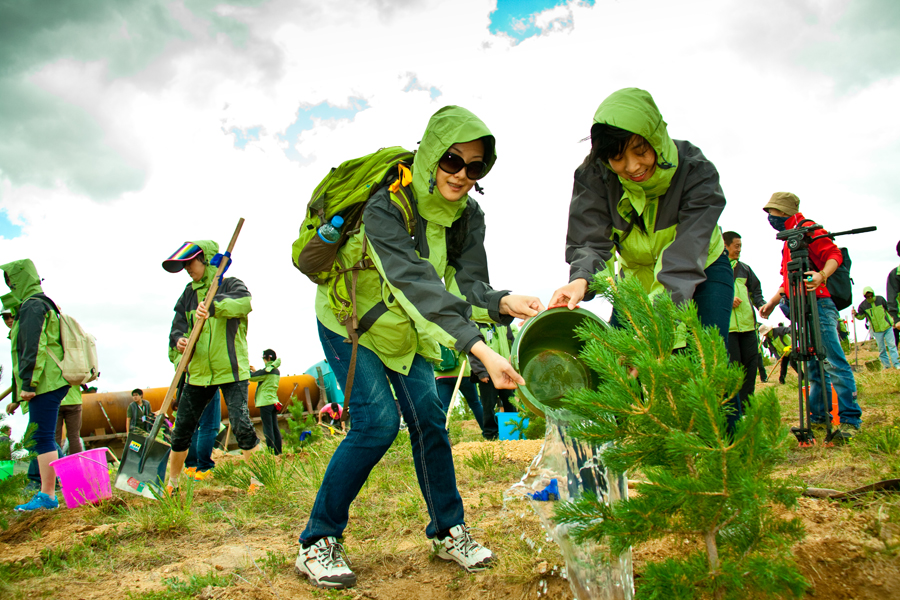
{"left": 551, "top": 276, "right": 807, "bottom": 599}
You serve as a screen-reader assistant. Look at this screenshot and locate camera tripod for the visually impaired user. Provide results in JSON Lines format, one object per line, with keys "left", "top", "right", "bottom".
{"left": 776, "top": 222, "right": 875, "bottom": 446}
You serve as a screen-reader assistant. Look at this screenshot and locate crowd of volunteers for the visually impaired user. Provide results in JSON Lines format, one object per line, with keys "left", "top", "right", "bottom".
{"left": 3, "top": 87, "right": 897, "bottom": 591}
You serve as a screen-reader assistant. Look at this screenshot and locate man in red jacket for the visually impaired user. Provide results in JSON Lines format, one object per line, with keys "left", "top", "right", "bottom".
{"left": 759, "top": 192, "right": 862, "bottom": 440}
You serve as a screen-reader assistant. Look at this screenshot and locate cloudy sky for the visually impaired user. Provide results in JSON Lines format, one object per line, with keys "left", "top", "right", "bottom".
{"left": 1, "top": 0, "right": 897, "bottom": 436}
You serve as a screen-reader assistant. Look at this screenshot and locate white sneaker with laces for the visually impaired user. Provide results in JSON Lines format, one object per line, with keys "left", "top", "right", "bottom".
{"left": 433, "top": 524, "right": 495, "bottom": 572}
{"left": 295, "top": 537, "right": 357, "bottom": 589}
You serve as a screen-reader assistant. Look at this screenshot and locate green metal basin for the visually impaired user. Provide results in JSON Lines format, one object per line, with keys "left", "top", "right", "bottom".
{"left": 511, "top": 307, "right": 606, "bottom": 417}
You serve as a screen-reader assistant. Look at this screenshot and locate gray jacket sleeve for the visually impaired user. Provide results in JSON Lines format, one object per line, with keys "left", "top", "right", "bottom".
{"left": 655, "top": 143, "right": 727, "bottom": 306}
{"left": 565, "top": 160, "right": 615, "bottom": 302}
{"left": 746, "top": 264, "right": 766, "bottom": 309}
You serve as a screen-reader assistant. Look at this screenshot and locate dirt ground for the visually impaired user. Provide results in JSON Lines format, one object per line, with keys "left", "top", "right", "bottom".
{"left": 2, "top": 436, "right": 899, "bottom": 599}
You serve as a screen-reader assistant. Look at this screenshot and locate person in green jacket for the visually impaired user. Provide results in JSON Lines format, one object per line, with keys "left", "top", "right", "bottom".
{"left": 250, "top": 349, "right": 282, "bottom": 455}
{"left": 722, "top": 231, "right": 766, "bottom": 407}
{"left": 163, "top": 239, "right": 262, "bottom": 493}
{"left": 296, "top": 106, "right": 543, "bottom": 589}
{"left": 550, "top": 88, "right": 736, "bottom": 426}
{"left": 470, "top": 323, "right": 519, "bottom": 440}
{"left": 760, "top": 323, "right": 798, "bottom": 385}
{"left": 852, "top": 286, "right": 900, "bottom": 369}
{"left": 55, "top": 385, "right": 84, "bottom": 455}
{"left": 1, "top": 259, "right": 69, "bottom": 511}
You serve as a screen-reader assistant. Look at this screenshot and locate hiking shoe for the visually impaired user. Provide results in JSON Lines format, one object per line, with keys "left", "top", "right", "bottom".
{"left": 295, "top": 537, "right": 357, "bottom": 589}
{"left": 183, "top": 467, "right": 197, "bottom": 476}
{"left": 165, "top": 484, "right": 178, "bottom": 496}
{"left": 433, "top": 524, "right": 495, "bottom": 572}
{"left": 14, "top": 492, "right": 59, "bottom": 512}
{"left": 838, "top": 423, "right": 860, "bottom": 440}
{"left": 186, "top": 469, "right": 212, "bottom": 482}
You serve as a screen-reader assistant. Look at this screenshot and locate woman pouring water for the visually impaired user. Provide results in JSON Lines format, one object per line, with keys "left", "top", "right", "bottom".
{"left": 549, "top": 88, "right": 736, "bottom": 422}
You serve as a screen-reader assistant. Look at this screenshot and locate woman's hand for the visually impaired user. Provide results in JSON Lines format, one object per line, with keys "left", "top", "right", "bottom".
{"left": 19, "top": 391, "right": 35, "bottom": 401}
{"left": 176, "top": 337, "right": 188, "bottom": 354}
{"left": 470, "top": 341, "right": 524, "bottom": 390}
{"left": 499, "top": 295, "right": 544, "bottom": 320}
{"left": 548, "top": 279, "right": 588, "bottom": 310}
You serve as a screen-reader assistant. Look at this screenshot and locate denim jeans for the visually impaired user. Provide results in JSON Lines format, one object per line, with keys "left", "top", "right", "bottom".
{"left": 808, "top": 298, "right": 862, "bottom": 427}
{"left": 185, "top": 389, "right": 221, "bottom": 471}
{"left": 435, "top": 376, "right": 484, "bottom": 430}
{"left": 300, "top": 320, "right": 465, "bottom": 542}
{"left": 27, "top": 385, "right": 70, "bottom": 455}
{"left": 172, "top": 381, "right": 258, "bottom": 452}
{"left": 872, "top": 329, "right": 900, "bottom": 369}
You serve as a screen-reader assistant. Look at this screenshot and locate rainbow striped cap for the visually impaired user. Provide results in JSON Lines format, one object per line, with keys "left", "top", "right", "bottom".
{"left": 162, "top": 242, "right": 203, "bottom": 273}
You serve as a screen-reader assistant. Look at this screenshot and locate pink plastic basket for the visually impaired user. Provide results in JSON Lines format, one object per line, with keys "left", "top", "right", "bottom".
{"left": 50, "top": 448, "right": 113, "bottom": 508}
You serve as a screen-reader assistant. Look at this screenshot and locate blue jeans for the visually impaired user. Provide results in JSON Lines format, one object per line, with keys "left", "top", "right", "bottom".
{"left": 27, "top": 385, "right": 70, "bottom": 455}
{"left": 27, "top": 441, "right": 63, "bottom": 487}
{"left": 808, "top": 298, "right": 862, "bottom": 427}
{"left": 873, "top": 329, "right": 900, "bottom": 369}
{"left": 435, "top": 377, "right": 484, "bottom": 430}
{"left": 185, "top": 389, "right": 221, "bottom": 471}
{"left": 300, "top": 320, "right": 465, "bottom": 542}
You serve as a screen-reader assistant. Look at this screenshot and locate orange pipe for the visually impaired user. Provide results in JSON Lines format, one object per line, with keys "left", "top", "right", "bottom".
{"left": 79, "top": 374, "right": 319, "bottom": 438}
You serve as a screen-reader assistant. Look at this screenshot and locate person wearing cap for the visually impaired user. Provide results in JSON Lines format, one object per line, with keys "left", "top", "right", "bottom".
{"left": 0, "top": 259, "right": 69, "bottom": 511}
{"left": 759, "top": 323, "right": 797, "bottom": 385}
{"left": 722, "top": 231, "right": 766, "bottom": 407}
{"left": 549, "top": 88, "right": 738, "bottom": 428}
{"left": 852, "top": 287, "right": 900, "bottom": 370}
{"left": 759, "top": 192, "right": 863, "bottom": 440}
{"left": 162, "top": 240, "right": 262, "bottom": 493}
{"left": 886, "top": 240, "right": 900, "bottom": 347}
{"left": 250, "top": 349, "right": 282, "bottom": 455}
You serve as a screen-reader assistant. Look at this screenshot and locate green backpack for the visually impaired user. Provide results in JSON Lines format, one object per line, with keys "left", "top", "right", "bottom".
{"left": 291, "top": 146, "right": 418, "bottom": 410}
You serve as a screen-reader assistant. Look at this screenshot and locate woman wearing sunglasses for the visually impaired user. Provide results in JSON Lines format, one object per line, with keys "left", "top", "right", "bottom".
{"left": 295, "top": 105, "right": 543, "bottom": 590}
{"left": 549, "top": 88, "right": 736, "bottom": 418}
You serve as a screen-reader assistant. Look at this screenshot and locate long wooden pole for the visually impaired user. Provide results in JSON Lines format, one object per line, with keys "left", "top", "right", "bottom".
{"left": 445, "top": 359, "right": 468, "bottom": 430}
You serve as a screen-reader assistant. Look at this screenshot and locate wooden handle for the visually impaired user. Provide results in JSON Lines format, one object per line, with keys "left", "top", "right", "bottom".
{"left": 156, "top": 218, "right": 244, "bottom": 419}
{"left": 445, "top": 359, "right": 468, "bottom": 430}
{"left": 0, "top": 387, "right": 11, "bottom": 402}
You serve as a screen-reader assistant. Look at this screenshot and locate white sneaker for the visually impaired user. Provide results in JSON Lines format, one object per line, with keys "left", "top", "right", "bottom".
{"left": 295, "top": 537, "right": 357, "bottom": 589}
{"left": 433, "top": 524, "right": 495, "bottom": 572}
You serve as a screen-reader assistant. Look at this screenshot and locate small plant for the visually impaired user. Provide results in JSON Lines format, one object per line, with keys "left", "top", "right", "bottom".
{"left": 551, "top": 276, "right": 808, "bottom": 600}
{"left": 131, "top": 478, "right": 196, "bottom": 533}
{"left": 524, "top": 415, "right": 546, "bottom": 440}
{"left": 283, "top": 399, "right": 321, "bottom": 451}
{"left": 856, "top": 425, "right": 900, "bottom": 456}
{"left": 247, "top": 450, "right": 289, "bottom": 492}
{"left": 507, "top": 412, "right": 529, "bottom": 440}
{"left": 464, "top": 446, "right": 498, "bottom": 478}
{"left": 213, "top": 459, "right": 252, "bottom": 489}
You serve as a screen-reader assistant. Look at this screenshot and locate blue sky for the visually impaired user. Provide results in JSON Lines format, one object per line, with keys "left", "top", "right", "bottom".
{"left": 0, "top": 210, "right": 21, "bottom": 239}
{"left": 489, "top": 0, "right": 594, "bottom": 41}
{"left": 279, "top": 99, "right": 369, "bottom": 162}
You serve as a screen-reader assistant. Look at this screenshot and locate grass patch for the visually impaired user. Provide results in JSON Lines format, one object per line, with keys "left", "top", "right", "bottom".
{"left": 130, "top": 478, "right": 196, "bottom": 534}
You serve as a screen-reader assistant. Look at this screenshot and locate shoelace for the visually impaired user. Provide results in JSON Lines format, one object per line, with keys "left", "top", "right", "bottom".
{"left": 321, "top": 541, "right": 350, "bottom": 568}
{"left": 449, "top": 528, "right": 480, "bottom": 556}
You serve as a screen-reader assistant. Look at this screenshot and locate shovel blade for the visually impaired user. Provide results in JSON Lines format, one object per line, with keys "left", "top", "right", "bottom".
{"left": 114, "top": 430, "right": 171, "bottom": 499}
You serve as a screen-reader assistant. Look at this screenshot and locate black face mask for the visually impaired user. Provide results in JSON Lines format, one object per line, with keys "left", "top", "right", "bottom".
{"left": 768, "top": 214, "right": 790, "bottom": 232}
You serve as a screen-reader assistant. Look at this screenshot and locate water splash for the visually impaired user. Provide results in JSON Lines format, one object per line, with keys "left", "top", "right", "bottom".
{"left": 507, "top": 409, "right": 633, "bottom": 600}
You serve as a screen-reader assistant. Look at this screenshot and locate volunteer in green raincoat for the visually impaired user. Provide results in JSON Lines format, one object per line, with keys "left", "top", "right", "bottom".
{"left": 550, "top": 88, "right": 735, "bottom": 422}
{"left": 296, "top": 106, "right": 543, "bottom": 590}
{"left": 852, "top": 286, "right": 900, "bottom": 369}
{"left": 1, "top": 259, "right": 69, "bottom": 512}
{"left": 250, "top": 349, "right": 282, "bottom": 455}
{"left": 162, "top": 239, "right": 261, "bottom": 492}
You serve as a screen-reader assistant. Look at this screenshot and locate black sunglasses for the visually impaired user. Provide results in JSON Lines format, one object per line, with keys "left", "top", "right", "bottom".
{"left": 438, "top": 152, "right": 487, "bottom": 180}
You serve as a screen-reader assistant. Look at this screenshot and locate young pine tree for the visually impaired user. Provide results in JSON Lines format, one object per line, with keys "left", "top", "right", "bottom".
{"left": 551, "top": 276, "right": 807, "bottom": 600}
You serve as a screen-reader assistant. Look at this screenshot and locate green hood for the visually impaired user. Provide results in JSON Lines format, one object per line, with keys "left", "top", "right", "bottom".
{"left": 1, "top": 292, "right": 20, "bottom": 316}
{"left": 593, "top": 88, "right": 679, "bottom": 216}
{"left": 266, "top": 357, "right": 281, "bottom": 370}
{"left": 189, "top": 240, "right": 220, "bottom": 291}
{"left": 412, "top": 106, "right": 496, "bottom": 227}
{"left": 0, "top": 259, "right": 43, "bottom": 303}
{"left": 863, "top": 286, "right": 875, "bottom": 297}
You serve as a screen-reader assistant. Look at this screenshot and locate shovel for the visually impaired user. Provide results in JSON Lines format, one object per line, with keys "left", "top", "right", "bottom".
{"left": 115, "top": 218, "right": 245, "bottom": 498}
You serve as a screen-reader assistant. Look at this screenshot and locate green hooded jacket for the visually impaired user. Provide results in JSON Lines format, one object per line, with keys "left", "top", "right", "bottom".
{"left": 729, "top": 260, "right": 765, "bottom": 333}
{"left": 167, "top": 240, "right": 252, "bottom": 386}
{"left": 249, "top": 358, "right": 281, "bottom": 407}
{"left": 854, "top": 286, "right": 893, "bottom": 333}
{"left": 315, "top": 106, "right": 511, "bottom": 374}
{"left": 566, "top": 88, "right": 726, "bottom": 306}
{"left": 0, "top": 259, "right": 68, "bottom": 396}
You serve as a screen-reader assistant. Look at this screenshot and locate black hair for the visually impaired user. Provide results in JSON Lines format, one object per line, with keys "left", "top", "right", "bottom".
{"left": 896, "top": 240, "right": 900, "bottom": 257}
{"left": 722, "top": 231, "right": 741, "bottom": 246}
{"left": 263, "top": 349, "right": 277, "bottom": 360}
{"left": 132, "top": 388, "right": 143, "bottom": 396}
{"left": 589, "top": 123, "right": 653, "bottom": 165}
{"left": 329, "top": 402, "right": 339, "bottom": 412}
